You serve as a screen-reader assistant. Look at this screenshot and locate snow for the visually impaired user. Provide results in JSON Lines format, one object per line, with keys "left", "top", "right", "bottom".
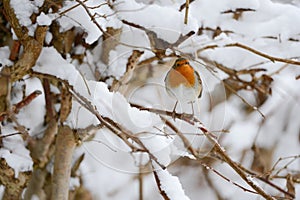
{"left": 34, "top": 47, "right": 81, "bottom": 86}
{"left": 0, "top": 47, "right": 12, "bottom": 66}
{"left": 0, "top": 126, "right": 33, "bottom": 178}
{"left": 116, "top": 1, "right": 199, "bottom": 42}
{"left": 246, "top": 175, "right": 260, "bottom": 188}
{"left": 30, "top": 195, "right": 39, "bottom": 200}
{"left": 2, "top": 0, "right": 300, "bottom": 199}
{"left": 33, "top": 47, "right": 173, "bottom": 168}
{"left": 10, "top": 0, "right": 44, "bottom": 35}
{"left": 156, "top": 168, "right": 190, "bottom": 200}
{"left": 57, "top": 0, "right": 119, "bottom": 44}
{"left": 37, "top": 12, "right": 53, "bottom": 26}
{"left": 10, "top": 0, "right": 39, "bottom": 27}
{"left": 17, "top": 78, "right": 45, "bottom": 134}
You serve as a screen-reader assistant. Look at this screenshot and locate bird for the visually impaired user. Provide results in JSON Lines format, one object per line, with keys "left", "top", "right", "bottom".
{"left": 164, "top": 57, "right": 202, "bottom": 114}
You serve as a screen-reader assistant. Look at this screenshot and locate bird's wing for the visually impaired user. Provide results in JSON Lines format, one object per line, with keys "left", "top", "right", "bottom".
{"left": 195, "top": 71, "right": 202, "bottom": 98}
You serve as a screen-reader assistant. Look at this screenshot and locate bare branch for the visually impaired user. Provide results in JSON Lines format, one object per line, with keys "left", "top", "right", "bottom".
{"left": 237, "top": 163, "right": 295, "bottom": 199}
{"left": 74, "top": 0, "right": 106, "bottom": 34}
{"left": 51, "top": 125, "right": 76, "bottom": 200}
{"left": 198, "top": 43, "right": 300, "bottom": 66}
{"left": 179, "top": 0, "right": 195, "bottom": 12}
{"left": 33, "top": 73, "right": 168, "bottom": 170}
{"left": 132, "top": 104, "right": 276, "bottom": 200}
{"left": 202, "top": 163, "right": 258, "bottom": 195}
{"left": 0, "top": 90, "right": 42, "bottom": 122}
{"left": 122, "top": 19, "right": 194, "bottom": 59}
{"left": 184, "top": 0, "right": 190, "bottom": 24}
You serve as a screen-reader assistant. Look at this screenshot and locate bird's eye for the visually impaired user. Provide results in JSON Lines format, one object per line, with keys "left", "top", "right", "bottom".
{"left": 185, "top": 62, "right": 189, "bottom": 65}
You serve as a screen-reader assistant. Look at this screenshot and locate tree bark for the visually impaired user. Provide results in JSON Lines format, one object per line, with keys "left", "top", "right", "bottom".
{"left": 51, "top": 125, "right": 76, "bottom": 200}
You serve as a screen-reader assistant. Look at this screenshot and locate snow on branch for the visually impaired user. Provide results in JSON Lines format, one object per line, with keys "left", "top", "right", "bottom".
{"left": 153, "top": 168, "right": 190, "bottom": 200}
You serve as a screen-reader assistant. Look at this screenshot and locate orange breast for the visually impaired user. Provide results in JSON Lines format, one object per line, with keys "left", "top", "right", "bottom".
{"left": 168, "top": 65, "right": 195, "bottom": 88}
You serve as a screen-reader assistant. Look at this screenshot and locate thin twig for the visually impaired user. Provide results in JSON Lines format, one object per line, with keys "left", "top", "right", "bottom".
{"left": 74, "top": 0, "right": 105, "bottom": 33}
{"left": 139, "top": 156, "right": 144, "bottom": 200}
{"left": 237, "top": 163, "right": 295, "bottom": 199}
{"left": 13, "top": 90, "right": 42, "bottom": 113}
{"left": 225, "top": 43, "right": 300, "bottom": 65}
{"left": 161, "top": 116, "right": 198, "bottom": 157}
{"left": 75, "top": 1, "right": 153, "bottom": 51}
{"left": 0, "top": 132, "right": 22, "bottom": 139}
{"left": 196, "top": 56, "right": 266, "bottom": 118}
{"left": 184, "top": 0, "right": 189, "bottom": 24}
{"left": 223, "top": 80, "right": 265, "bottom": 118}
{"left": 0, "top": 90, "right": 42, "bottom": 122}
{"left": 132, "top": 104, "right": 275, "bottom": 200}
{"left": 198, "top": 43, "right": 300, "bottom": 66}
{"left": 202, "top": 163, "right": 258, "bottom": 194}
{"left": 162, "top": 115, "right": 277, "bottom": 198}
{"left": 190, "top": 117, "right": 275, "bottom": 200}
{"left": 67, "top": 84, "right": 166, "bottom": 169}
{"left": 58, "top": 0, "right": 88, "bottom": 17}
{"left": 179, "top": 0, "right": 195, "bottom": 11}
{"left": 202, "top": 168, "right": 224, "bottom": 199}
{"left": 152, "top": 168, "right": 170, "bottom": 200}
{"left": 270, "top": 155, "right": 300, "bottom": 177}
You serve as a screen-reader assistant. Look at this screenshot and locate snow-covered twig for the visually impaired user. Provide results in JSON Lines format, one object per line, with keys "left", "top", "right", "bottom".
{"left": 152, "top": 166, "right": 190, "bottom": 200}
{"left": 132, "top": 104, "right": 276, "bottom": 200}
{"left": 163, "top": 115, "right": 281, "bottom": 198}
{"left": 0, "top": 158, "right": 30, "bottom": 199}
{"left": 184, "top": 117, "right": 275, "bottom": 200}
{"left": 3, "top": 0, "right": 47, "bottom": 82}
{"left": 68, "top": 85, "right": 167, "bottom": 169}
{"left": 153, "top": 169, "right": 171, "bottom": 200}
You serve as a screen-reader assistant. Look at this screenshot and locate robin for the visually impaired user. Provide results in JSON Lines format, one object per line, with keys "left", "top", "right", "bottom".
{"left": 164, "top": 57, "right": 202, "bottom": 114}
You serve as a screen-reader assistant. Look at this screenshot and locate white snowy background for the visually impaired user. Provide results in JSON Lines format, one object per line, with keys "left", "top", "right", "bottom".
{"left": 0, "top": 0, "right": 299, "bottom": 199}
